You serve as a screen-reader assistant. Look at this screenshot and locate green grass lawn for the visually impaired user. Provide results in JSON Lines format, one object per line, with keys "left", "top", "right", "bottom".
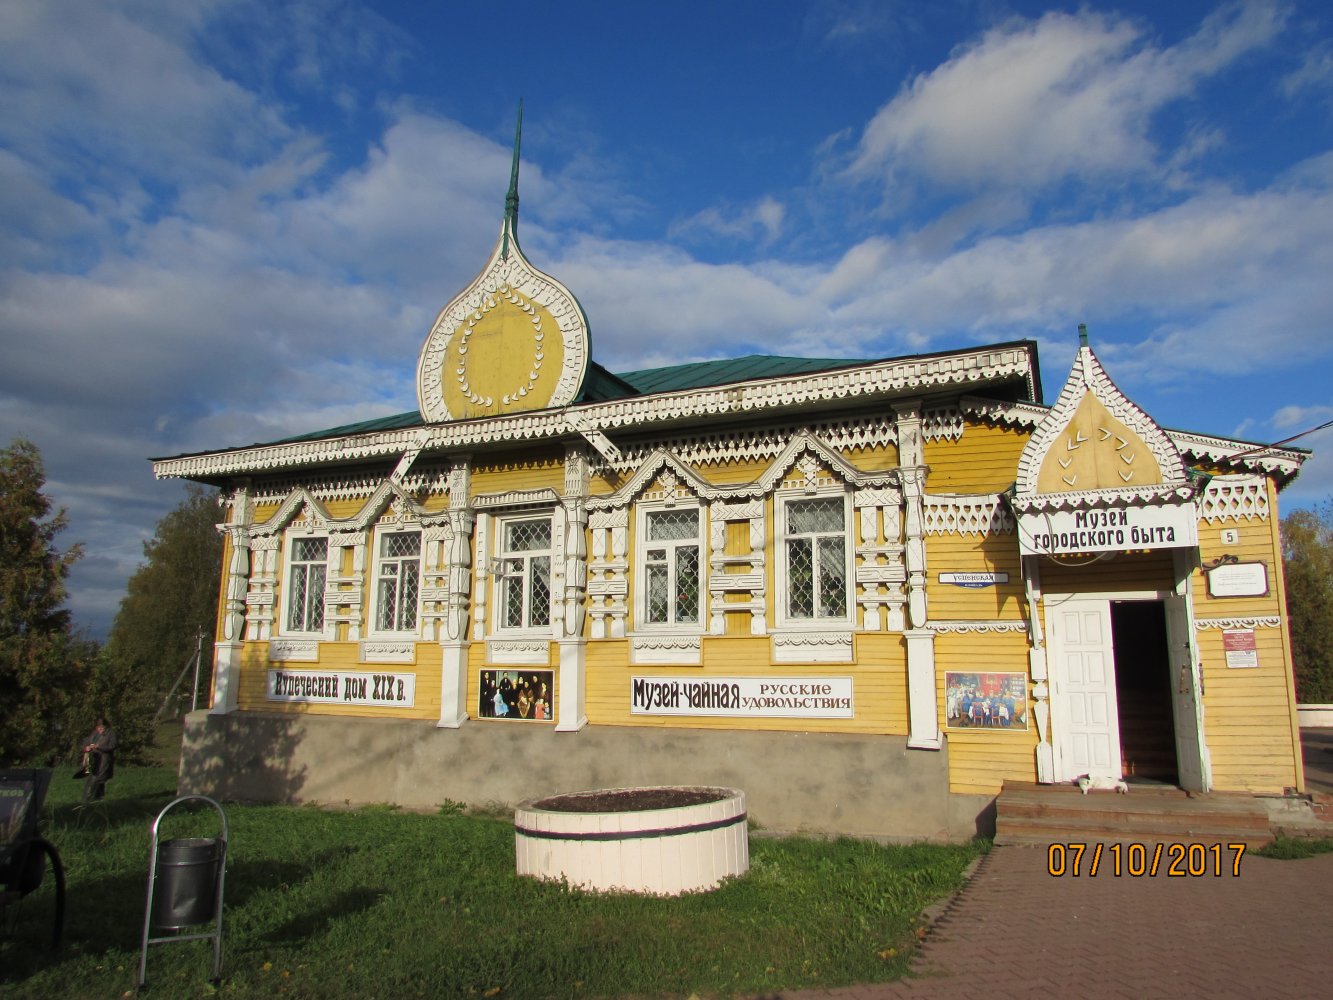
{"left": 3, "top": 765, "right": 985, "bottom": 1000}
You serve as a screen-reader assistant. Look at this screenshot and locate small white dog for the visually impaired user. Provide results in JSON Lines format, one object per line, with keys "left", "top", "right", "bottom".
{"left": 1077, "top": 774, "right": 1129, "bottom": 794}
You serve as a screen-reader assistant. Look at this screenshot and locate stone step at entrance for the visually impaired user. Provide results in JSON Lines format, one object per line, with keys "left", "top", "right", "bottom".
{"left": 994, "top": 780, "right": 1274, "bottom": 849}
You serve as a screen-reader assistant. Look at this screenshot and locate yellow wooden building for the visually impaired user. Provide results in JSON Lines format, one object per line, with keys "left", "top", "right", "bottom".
{"left": 154, "top": 141, "right": 1309, "bottom": 839}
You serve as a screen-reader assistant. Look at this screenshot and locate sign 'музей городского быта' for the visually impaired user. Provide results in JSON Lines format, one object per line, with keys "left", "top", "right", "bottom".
{"left": 1017, "top": 504, "right": 1198, "bottom": 557}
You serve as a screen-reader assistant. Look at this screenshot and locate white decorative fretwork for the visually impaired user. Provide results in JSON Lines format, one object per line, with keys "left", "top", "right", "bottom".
{"left": 771, "top": 630, "right": 854, "bottom": 663}
{"left": 630, "top": 634, "right": 703, "bottom": 665}
{"left": 922, "top": 495, "right": 1015, "bottom": 535}
{"left": 1194, "top": 616, "right": 1281, "bottom": 630}
{"left": 1199, "top": 475, "right": 1270, "bottom": 522}
{"left": 926, "top": 620, "right": 1029, "bottom": 634}
{"left": 268, "top": 638, "right": 319, "bottom": 661}
{"left": 922, "top": 406, "right": 964, "bottom": 442}
{"left": 486, "top": 639, "right": 550, "bottom": 665}
{"left": 360, "top": 641, "right": 417, "bottom": 664}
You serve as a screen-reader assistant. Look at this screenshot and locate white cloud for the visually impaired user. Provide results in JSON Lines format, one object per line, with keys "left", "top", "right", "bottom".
{"left": 668, "top": 196, "right": 787, "bottom": 246}
{"left": 1273, "top": 404, "right": 1333, "bottom": 431}
{"left": 843, "top": 3, "right": 1285, "bottom": 196}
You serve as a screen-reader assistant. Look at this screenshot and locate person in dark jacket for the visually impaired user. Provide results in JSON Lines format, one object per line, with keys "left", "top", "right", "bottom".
{"left": 79, "top": 716, "right": 117, "bottom": 802}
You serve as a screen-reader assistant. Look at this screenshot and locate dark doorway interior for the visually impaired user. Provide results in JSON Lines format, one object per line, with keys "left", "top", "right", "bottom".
{"left": 1111, "top": 601, "right": 1178, "bottom": 784}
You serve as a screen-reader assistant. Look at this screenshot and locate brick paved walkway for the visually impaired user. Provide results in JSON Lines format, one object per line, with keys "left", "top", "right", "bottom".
{"left": 765, "top": 844, "right": 1333, "bottom": 1000}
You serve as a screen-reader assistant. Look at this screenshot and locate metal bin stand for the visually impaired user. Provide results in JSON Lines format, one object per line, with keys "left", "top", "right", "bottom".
{"left": 137, "top": 795, "right": 228, "bottom": 990}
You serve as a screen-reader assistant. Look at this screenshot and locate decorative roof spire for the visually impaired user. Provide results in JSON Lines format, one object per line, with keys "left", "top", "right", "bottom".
{"left": 1078, "top": 322, "right": 1089, "bottom": 347}
{"left": 502, "top": 100, "right": 523, "bottom": 260}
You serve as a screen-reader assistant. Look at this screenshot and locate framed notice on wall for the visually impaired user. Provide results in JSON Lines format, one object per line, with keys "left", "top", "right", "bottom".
{"left": 1206, "top": 561, "right": 1268, "bottom": 599}
{"left": 1223, "top": 629, "right": 1259, "bottom": 668}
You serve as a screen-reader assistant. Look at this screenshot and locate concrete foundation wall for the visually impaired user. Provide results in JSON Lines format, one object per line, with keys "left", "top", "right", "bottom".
{"left": 179, "top": 711, "right": 986, "bottom": 841}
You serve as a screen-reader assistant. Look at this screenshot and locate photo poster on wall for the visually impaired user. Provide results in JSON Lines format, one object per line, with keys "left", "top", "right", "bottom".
{"left": 479, "top": 669, "right": 555, "bottom": 722}
{"left": 944, "top": 672, "right": 1029, "bottom": 730}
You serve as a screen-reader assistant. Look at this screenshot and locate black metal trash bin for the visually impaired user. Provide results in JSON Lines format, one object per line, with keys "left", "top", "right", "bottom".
{"left": 151, "top": 837, "right": 223, "bottom": 930}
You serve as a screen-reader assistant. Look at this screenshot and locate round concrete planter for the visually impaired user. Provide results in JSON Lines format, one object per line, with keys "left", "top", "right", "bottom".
{"left": 514, "top": 786, "right": 749, "bottom": 895}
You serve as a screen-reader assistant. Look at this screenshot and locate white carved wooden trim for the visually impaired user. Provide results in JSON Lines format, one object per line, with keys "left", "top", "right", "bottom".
{"left": 486, "top": 639, "right": 551, "bottom": 665}
{"left": 156, "top": 345, "right": 1036, "bottom": 482}
{"left": 587, "top": 508, "right": 628, "bottom": 639}
{"left": 607, "top": 414, "right": 898, "bottom": 475}
{"left": 360, "top": 640, "right": 418, "bottom": 664}
{"left": 922, "top": 405, "right": 964, "bottom": 442}
{"left": 473, "top": 488, "right": 562, "bottom": 510}
{"left": 1193, "top": 616, "right": 1282, "bottom": 630}
{"left": 269, "top": 638, "right": 319, "bottom": 662}
{"left": 630, "top": 634, "right": 703, "bottom": 665}
{"left": 1199, "top": 475, "right": 1270, "bottom": 522}
{"left": 771, "top": 631, "right": 854, "bottom": 663}
{"left": 922, "top": 494, "right": 1015, "bottom": 535}
{"left": 926, "top": 620, "right": 1029, "bottom": 634}
{"left": 472, "top": 513, "right": 490, "bottom": 641}
{"left": 218, "top": 488, "right": 253, "bottom": 656}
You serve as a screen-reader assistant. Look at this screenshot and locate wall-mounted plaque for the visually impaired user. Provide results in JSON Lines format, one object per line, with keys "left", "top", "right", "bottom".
{"left": 1206, "top": 561, "right": 1268, "bottom": 599}
{"left": 1222, "top": 629, "right": 1259, "bottom": 668}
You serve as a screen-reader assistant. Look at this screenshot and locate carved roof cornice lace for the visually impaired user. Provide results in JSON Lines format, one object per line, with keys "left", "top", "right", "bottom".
{"left": 586, "top": 431, "right": 900, "bottom": 511}
{"left": 154, "top": 345, "right": 1034, "bottom": 482}
{"left": 249, "top": 479, "right": 447, "bottom": 539}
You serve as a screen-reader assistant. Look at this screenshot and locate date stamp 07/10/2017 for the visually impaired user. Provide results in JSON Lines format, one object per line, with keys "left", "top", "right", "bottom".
{"left": 1046, "top": 842, "right": 1247, "bottom": 877}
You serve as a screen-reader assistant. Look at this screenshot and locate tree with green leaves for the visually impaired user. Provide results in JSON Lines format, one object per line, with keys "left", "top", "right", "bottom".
{"left": 97, "top": 485, "right": 224, "bottom": 756}
{"left": 0, "top": 438, "right": 92, "bottom": 765}
{"left": 1281, "top": 500, "right": 1333, "bottom": 704}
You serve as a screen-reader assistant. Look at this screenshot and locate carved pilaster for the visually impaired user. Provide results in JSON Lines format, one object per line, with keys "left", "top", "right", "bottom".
{"left": 562, "top": 444, "right": 590, "bottom": 638}
{"left": 588, "top": 509, "right": 627, "bottom": 639}
{"left": 213, "top": 484, "right": 252, "bottom": 715}
{"left": 472, "top": 514, "right": 490, "bottom": 641}
{"left": 895, "top": 402, "right": 930, "bottom": 632}
{"left": 904, "top": 628, "right": 942, "bottom": 750}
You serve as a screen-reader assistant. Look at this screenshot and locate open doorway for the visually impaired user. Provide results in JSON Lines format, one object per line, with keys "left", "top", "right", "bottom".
{"left": 1109, "top": 601, "right": 1178, "bottom": 784}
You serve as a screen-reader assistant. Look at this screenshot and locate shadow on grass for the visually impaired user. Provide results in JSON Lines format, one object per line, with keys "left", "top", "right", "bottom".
{"left": 263, "top": 886, "right": 387, "bottom": 945}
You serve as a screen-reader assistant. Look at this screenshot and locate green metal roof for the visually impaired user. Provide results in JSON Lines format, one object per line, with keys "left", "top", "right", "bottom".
{"left": 256, "top": 355, "right": 860, "bottom": 449}
{"left": 616, "top": 354, "right": 868, "bottom": 394}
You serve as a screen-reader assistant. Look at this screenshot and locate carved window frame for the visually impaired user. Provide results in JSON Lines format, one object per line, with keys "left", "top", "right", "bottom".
{"left": 774, "top": 487, "right": 854, "bottom": 631}
{"left": 366, "top": 524, "right": 423, "bottom": 638}
{"left": 490, "top": 511, "right": 556, "bottom": 637}
{"left": 632, "top": 499, "right": 705, "bottom": 636}
{"left": 279, "top": 529, "right": 333, "bottom": 639}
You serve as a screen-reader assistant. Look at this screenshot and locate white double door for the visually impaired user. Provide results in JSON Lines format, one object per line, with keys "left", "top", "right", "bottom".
{"left": 1046, "top": 594, "right": 1207, "bottom": 791}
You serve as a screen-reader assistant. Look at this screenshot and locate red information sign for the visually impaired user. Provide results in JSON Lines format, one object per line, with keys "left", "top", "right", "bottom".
{"left": 1222, "top": 629, "right": 1258, "bottom": 669}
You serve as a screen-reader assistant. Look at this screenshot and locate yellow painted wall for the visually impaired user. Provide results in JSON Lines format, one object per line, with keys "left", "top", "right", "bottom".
{"left": 581, "top": 633, "right": 908, "bottom": 735}
{"left": 935, "top": 633, "right": 1037, "bottom": 794}
{"left": 925, "top": 421, "right": 1028, "bottom": 493}
{"left": 234, "top": 640, "right": 442, "bottom": 720}
{"left": 925, "top": 531, "right": 1026, "bottom": 619}
{"left": 1190, "top": 477, "right": 1301, "bottom": 792}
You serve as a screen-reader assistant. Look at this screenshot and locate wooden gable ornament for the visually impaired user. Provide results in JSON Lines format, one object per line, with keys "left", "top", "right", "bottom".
{"left": 1011, "top": 326, "right": 1198, "bottom": 556}
{"left": 416, "top": 106, "right": 591, "bottom": 423}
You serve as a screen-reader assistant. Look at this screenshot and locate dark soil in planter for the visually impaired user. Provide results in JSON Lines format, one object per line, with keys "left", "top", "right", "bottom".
{"left": 533, "top": 787, "right": 729, "bottom": 813}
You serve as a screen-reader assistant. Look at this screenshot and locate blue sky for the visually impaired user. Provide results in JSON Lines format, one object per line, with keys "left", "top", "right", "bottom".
{"left": 2, "top": 0, "right": 1331, "bottom": 638}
